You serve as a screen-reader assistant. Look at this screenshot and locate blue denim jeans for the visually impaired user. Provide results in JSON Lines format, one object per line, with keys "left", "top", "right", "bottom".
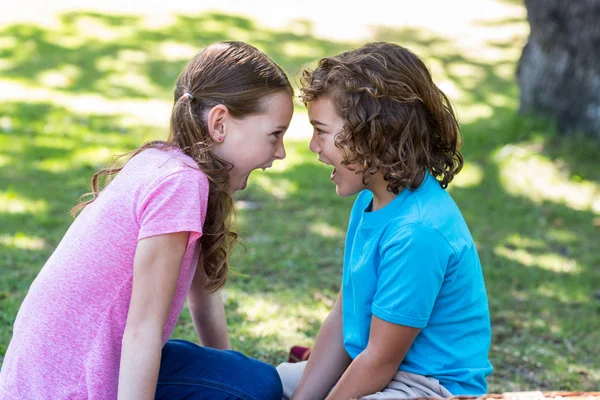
{"left": 155, "top": 339, "right": 283, "bottom": 400}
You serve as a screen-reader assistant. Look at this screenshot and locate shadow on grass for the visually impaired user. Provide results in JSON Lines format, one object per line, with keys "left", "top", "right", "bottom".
{"left": 1, "top": 8, "right": 599, "bottom": 390}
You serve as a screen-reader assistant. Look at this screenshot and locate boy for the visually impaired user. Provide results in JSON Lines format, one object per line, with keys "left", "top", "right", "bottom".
{"left": 278, "top": 42, "right": 493, "bottom": 400}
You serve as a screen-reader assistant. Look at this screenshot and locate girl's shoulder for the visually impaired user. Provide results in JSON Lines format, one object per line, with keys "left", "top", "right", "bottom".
{"left": 127, "top": 147, "right": 207, "bottom": 184}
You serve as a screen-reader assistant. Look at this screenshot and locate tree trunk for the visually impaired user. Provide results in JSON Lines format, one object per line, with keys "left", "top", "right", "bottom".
{"left": 517, "top": 0, "right": 600, "bottom": 140}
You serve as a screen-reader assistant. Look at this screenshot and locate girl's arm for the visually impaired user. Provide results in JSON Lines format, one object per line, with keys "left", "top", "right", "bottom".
{"left": 325, "top": 316, "right": 420, "bottom": 400}
{"left": 188, "top": 262, "right": 230, "bottom": 349}
{"left": 118, "top": 231, "right": 189, "bottom": 400}
{"left": 292, "top": 291, "right": 352, "bottom": 400}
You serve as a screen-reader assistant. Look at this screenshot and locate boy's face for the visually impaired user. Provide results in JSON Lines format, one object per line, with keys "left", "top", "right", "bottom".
{"left": 307, "top": 97, "right": 366, "bottom": 197}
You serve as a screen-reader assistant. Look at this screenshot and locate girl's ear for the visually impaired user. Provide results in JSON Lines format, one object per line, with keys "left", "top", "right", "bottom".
{"left": 206, "top": 104, "right": 229, "bottom": 143}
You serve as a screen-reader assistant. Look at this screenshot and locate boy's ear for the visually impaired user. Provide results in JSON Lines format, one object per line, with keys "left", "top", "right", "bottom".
{"left": 206, "top": 104, "right": 229, "bottom": 142}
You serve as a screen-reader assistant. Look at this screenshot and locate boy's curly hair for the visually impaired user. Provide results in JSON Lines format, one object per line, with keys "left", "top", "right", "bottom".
{"left": 300, "top": 42, "right": 463, "bottom": 192}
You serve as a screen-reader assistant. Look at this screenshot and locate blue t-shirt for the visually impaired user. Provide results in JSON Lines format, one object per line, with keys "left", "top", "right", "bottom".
{"left": 342, "top": 173, "right": 493, "bottom": 395}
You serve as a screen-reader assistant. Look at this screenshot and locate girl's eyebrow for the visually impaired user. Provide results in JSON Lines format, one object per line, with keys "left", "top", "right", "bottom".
{"left": 310, "top": 120, "right": 328, "bottom": 127}
{"left": 275, "top": 125, "right": 289, "bottom": 130}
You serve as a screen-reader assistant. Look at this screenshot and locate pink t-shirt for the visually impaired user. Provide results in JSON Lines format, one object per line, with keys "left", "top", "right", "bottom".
{"left": 0, "top": 148, "right": 208, "bottom": 399}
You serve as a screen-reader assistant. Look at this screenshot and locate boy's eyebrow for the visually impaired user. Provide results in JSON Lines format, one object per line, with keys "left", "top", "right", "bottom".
{"left": 276, "top": 125, "right": 289, "bottom": 130}
{"left": 310, "top": 120, "right": 328, "bottom": 127}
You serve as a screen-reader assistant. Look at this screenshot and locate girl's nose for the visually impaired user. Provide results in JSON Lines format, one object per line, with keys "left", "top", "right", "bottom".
{"left": 274, "top": 142, "right": 286, "bottom": 160}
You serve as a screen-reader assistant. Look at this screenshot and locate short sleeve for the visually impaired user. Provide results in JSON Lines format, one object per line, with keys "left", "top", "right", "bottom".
{"left": 136, "top": 170, "right": 208, "bottom": 247}
{"left": 371, "top": 224, "right": 452, "bottom": 328}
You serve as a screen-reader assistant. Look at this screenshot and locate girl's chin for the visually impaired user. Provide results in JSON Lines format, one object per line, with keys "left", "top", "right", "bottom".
{"left": 228, "top": 175, "right": 249, "bottom": 194}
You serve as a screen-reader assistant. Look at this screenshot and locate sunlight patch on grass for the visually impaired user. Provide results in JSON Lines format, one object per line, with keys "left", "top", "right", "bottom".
{"left": 70, "top": 16, "right": 122, "bottom": 42}
{"left": 0, "top": 116, "right": 13, "bottom": 132}
{"left": 283, "top": 42, "right": 322, "bottom": 59}
{"left": 33, "top": 135, "right": 75, "bottom": 150}
{"left": 34, "top": 146, "right": 114, "bottom": 172}
{"left": 246, "top": 304, "right": 327, "bottom": 339}
{"left": 471, "top": 44, "right": 522, "bottom": 64}
{"left": 225, "top": 290, "right": 329, "bottom": 343}
{"left": 486, "top": 91, "right": 516, "bottom": 108}
{"left": 225, "top": 26, "right": 252, "bottom": 42}
{"left": 159, "top": 41, "right": 198, "bottom": 60}
{"left": 0, "top": 191, "right": 48, "bottom": 214}
{"left": 285, "top": 112, "right": 313, "bottom": 139}
{"left": 72, "top": 146, "right": 112, "bottom": 165}
{"left": 544, "top": 228, "right": 578, "bottom": 243}
{"left": 272, "top": 139, "right": 309, "bottom": 170}
{"left": 0, "top": 58, "right": 13, "bottom": 70}
{"left": 0, "top": 79, "right": 162, "bottom": 122}
{"left": 457, "top": 103, "right": 494, "bottom": 123}
{"left": 309, "top": 222, "right": 344, "bottom": 238}
{"left": 494, "top": 245, "right": 580, "bottom": 274}
{"left": 237, "top": 295, "right": 280, "bottom": 321}
{"left": 436, "top": 80, "right": 463, "bottom": 104}
{"left": 495, "top": 143, "right": 600, "bottom": 214}
{"left": 0, "top": 233, "right": 46, "bottom": 250}
{"left": 537, "top": 284, "right": 590, "bottom": 304}
{"left": 117, "top": 49, "right": 150, "bottom": 64}
{"left": 0, "top": 154, "right": 11, "bottom": 167}
{"left": 39, "top": 65, "right": 81, "bottom": 89}
{"left": 503, "top": 233, "right": 547, "bottom": 250}
{"left": 34, "top": 158, "right": 71, "bottom": 173}
{"left": 0, "top": 35, "right": 16, "bottom": 49}
{"left": 251, "top": 175, "right": 298, "bottom": 199}
{"left": 51, "top": 34, "right": 86, "bottom": 49}
{"left": 0, "top": 79, "right": 173, "bottom": 127}
{"left": 447, "top": 63, "right": 486, "bottom": 84}
{"left": 494, "top": 62, "right": 519, "bottom": 80}
{"left": 106, "top": 72, "right": 157, "bottom": 94}
{"left": 200, "top": 19, "right": 228, "bottom": 35}
{"left": 96, "top": 50, "right": 155, "bottom": 88}
{"left": 522, "top": 314, "right": 563, "bottom": 336}
{"left": 450, "top": 162, "right": 483, "bottom": 188}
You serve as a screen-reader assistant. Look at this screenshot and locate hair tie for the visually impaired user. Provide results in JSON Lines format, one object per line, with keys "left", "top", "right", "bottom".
{"left": 183, "top": 92, "right": 194, "bottom": 101}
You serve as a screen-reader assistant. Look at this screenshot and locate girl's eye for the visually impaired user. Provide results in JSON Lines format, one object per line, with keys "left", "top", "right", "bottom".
{"left": 316, "top": 129, "right": 325, "bottom": 135}
{"left": 272, "top": 131, "right": 283, "bottom": 139}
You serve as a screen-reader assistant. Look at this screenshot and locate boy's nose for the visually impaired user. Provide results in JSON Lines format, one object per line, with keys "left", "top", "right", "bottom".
{"left": 309, "top": 132, "right": 320, "bottom": 154}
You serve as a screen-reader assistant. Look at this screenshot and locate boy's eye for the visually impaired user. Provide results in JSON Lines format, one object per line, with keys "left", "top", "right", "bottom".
{"left": 271, "top": 131, "right": 283, "bottom": 139}
{"left": 315, "top": 128, "right": 325, "bottom": 135}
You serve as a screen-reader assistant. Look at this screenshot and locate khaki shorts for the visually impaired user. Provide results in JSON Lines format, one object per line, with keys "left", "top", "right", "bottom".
{"left": 277, "top": 361, "right": 453, "bottom": 399}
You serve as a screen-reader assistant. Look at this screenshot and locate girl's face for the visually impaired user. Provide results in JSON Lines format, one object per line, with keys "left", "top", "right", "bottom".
{"left": 211, "top": 91, "right": 294, "bottom": 195}
{"left": 307, "top": 97, "right": 366, "bottom": 197}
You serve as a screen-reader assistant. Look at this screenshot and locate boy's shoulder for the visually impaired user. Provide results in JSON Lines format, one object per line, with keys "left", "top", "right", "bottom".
{"left": 353, "top": 175, "right": 472, "bottom": 252}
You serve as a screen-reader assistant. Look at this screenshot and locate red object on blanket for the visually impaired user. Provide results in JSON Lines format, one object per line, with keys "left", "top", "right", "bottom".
{"left": 288, "top": 346, "right": 311, "bottom": 363}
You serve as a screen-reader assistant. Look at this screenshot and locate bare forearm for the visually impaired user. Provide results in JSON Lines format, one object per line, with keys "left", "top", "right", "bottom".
{"left": 118, "top": 329, "right": 163, "bottom": 400}
{"left": 189, "top": 291, "right": 230, "bottom": 349}
{"left": 292, "top": 309, "right": 351, "bottom": 400}
{"left": 325, "top": 350, "right": 398, "bottom": 400}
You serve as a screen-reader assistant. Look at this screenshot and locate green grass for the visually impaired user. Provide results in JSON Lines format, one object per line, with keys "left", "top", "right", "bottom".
{"left": 1, "top": 9, "right": 599, "bottom": 392}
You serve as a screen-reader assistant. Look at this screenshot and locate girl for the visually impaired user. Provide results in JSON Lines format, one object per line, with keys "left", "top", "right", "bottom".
{"left": 0, "top": 41, "right": 293, "bottom": 400}
{"left": 277, "top": 42, "right": 493, "bottom": 399}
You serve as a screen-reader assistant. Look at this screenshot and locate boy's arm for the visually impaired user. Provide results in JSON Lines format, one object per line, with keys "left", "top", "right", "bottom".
{"left": 325, "top": 316, "right": 419, "bottom": 400}
{"left": 292, "top": 291, "right": 352, "bottom": 400}
{"left": 187, "top": 258, "right": 230, "bottom": 350}
{"left": 118, "top": 232, "right": 189, "bottom": 400}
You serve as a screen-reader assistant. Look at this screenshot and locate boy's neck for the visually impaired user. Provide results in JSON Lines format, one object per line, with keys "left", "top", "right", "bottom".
{"left": 368, "top": 173, "right": 400, "bottom": 211}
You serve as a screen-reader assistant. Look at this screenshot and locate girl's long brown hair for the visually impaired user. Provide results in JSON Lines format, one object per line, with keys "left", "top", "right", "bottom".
{"left": 72, "top": 41, "right": 292, "bottom": 292}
